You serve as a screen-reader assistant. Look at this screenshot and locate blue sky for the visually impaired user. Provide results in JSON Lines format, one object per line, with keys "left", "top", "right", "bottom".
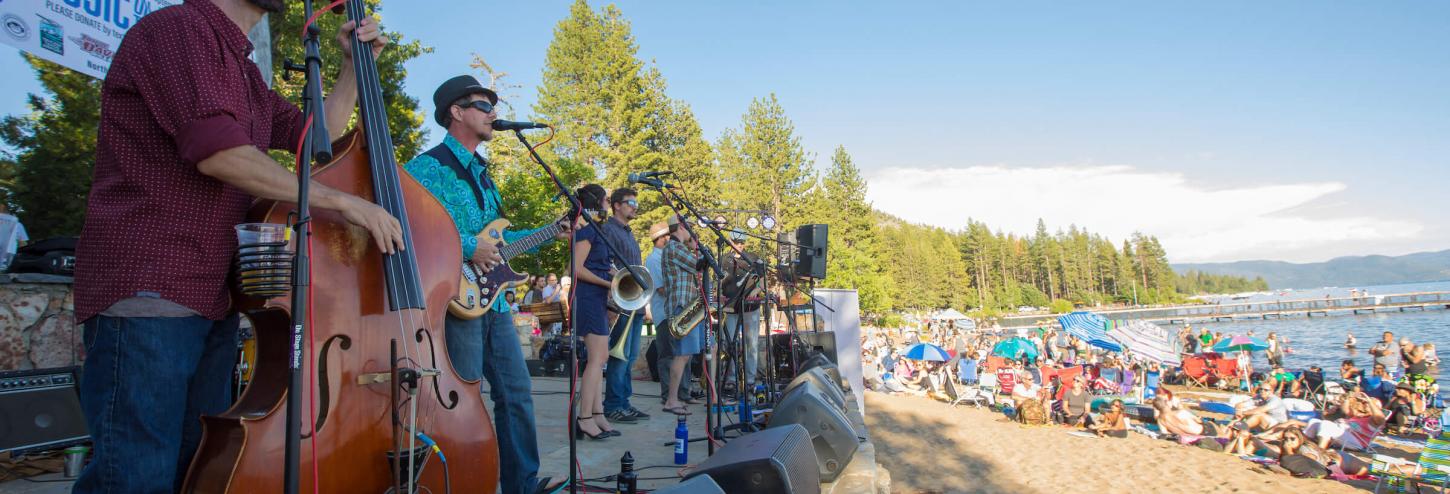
{"left": 2, "top": 1, "right": 1446, "bottom": 263}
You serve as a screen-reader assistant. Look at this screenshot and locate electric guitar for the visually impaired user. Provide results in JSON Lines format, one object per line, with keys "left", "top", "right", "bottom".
{"left": 447, "top": 216, "right": 571, "bottom": 320}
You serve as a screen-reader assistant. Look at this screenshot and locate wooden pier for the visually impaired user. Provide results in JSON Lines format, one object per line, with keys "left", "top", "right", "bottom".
{"left": 997, "top": 291, "right": 1450, "bottom": 330}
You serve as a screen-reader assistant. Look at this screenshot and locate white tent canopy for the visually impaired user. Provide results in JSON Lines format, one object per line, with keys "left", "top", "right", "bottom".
{"left": 931, "top": 308, "right": 970, "bottom": 321}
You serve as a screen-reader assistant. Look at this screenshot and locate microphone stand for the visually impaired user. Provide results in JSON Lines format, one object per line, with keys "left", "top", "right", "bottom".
{"left": 510, "top": 130, "right": 646, "bottom": 494}
{"left": 282, "top": 2, "right": 331, "bottom": 492}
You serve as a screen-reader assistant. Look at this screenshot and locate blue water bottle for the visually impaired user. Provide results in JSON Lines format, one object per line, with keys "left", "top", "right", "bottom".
{"left": 673, "top": 415, "right": 688, "bottom": 465}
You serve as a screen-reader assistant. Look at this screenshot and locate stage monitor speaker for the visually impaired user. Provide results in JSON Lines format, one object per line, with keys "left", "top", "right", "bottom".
{"left": 650, "top": 473, "right": 725, "bottom": 494}
{"left": 770, "top": 332, "right": 839, "bottom": 380}
{"left": 0, "top": 367, "right": 88, "bottom": 455}
{"left": 769, "top": 379, "right": 860, "bottom": 482}
{"left": 777, "top": 231, "right": 798, "bottom": 283}
{"left": 794, "top": 224, "right": 827, "bottom": 280}
{"left": 684, "top": 423, "right": 820, "bottom": 494}
{"left": 799, "top": 353, "right": 847, "bottom": 393}
{"left": 782, "top": 366, "right": 847, "bottom": 413}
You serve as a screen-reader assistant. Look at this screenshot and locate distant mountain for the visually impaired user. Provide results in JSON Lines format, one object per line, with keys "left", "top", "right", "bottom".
{"left": 1174, "top": 250, "right": 1450, "bottom": 290}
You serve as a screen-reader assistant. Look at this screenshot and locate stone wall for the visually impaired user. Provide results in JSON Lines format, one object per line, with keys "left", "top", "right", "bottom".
{"left": 0, "top": 274, "right": 80, "bottom": 371}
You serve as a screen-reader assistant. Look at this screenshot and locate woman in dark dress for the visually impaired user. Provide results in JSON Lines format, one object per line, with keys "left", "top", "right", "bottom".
{"left": 570, "top": 184, "right": 619, "bottom": 440}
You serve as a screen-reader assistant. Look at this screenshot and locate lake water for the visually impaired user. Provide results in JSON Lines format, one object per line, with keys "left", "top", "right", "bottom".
{"left": 1193, "top": 280, "right": 1450, "bottom": 377}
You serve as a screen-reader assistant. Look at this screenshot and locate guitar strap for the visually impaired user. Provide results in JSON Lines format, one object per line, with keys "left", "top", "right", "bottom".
{"left": 423, "top": 143, "right": 503, "bottom": 218}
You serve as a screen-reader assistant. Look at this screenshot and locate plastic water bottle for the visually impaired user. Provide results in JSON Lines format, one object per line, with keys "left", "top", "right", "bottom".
{"left": 674, "top": 415, "right": 688, "bottom": 465}
{"left": 616, "top": 451, "right": 637, "bottom": 494}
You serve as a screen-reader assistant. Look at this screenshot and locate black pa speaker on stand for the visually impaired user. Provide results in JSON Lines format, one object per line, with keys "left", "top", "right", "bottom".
{"left": 793, "top": 224, "right": 827, "bottom": 280}
{"left": 768, "top": 379, "right": 860, "bottom": 482}
{"left": 684, "top": 423, "right": 820, "bottom": 494}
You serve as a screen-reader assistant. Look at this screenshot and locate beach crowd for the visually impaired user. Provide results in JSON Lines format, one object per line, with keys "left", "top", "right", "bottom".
{"left": 861, "top": 317, "right": 1446, "bottom": 484}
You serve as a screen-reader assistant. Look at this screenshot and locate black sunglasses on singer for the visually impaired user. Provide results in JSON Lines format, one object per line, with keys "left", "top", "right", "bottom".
{"left": 460, "top": 100, "right": 496, "bottom": 114}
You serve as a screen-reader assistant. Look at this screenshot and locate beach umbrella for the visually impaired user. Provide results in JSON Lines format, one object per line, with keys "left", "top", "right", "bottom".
{"left": 992, "top": 337, "right": 1040, "bottom": 360}
{"left": 1110, "top": 320, "right": 1182, "bottom": 366}
{"left": 1057, "top": 311, "right": 1124, "bottom": 353}
{"left": 902, "top": 342, "right": 952, "bottom": 361}
{"left": 1212, "top": 335, "right": 1269, "bottom": 353}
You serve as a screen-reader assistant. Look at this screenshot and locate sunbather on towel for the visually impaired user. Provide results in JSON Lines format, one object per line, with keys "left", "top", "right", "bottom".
{"left": 1091, "top": 399, "right": 1131, "bottom": 438}
{"left": 1235, "top": 382, "right": 1291, "bottom": 432}
{"left": 1305, "top": 390, "right": 1386, "bottom": 451}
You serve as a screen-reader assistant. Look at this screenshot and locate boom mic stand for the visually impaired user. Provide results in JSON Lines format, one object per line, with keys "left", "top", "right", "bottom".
{"left": 638, "top": 181, "right": 731, "bottom": 454}
{"left": 510, "top": 129, "right": 648, "bottom": 494}
{"left": 282, "top": 2, "right": 331, "bottom": 492}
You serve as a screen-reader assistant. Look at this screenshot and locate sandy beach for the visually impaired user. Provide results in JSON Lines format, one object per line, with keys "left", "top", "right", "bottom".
{"left": 865, "top": 391, "right": 1370, "bottom": 494}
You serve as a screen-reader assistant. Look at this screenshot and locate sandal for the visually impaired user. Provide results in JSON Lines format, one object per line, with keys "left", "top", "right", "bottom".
{"left": 662, "top": 406, "right": 692, "bottom": 416}
{"left": 575, "top": 416, "right": 606, "bottom": 440}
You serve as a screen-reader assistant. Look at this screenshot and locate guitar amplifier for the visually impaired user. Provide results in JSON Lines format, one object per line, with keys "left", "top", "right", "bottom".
{"left": 0, "top": 367, "right": 89, "bottom": 455}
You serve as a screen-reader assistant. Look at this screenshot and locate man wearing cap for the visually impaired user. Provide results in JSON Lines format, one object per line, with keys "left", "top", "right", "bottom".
{"left": 722, "top": 232, "right": 764, "bottom": 392}
{"left": 403, "top": 75, "right": 571, "bottom": 494}
{"left": 601, "top": 188, "right": 652, "bottom": 424}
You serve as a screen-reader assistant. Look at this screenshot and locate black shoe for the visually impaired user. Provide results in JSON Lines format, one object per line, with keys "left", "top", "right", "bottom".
{"left": 626, "top": 407, "right": 651, "bottom": 420}
{"left": 601, "top": 429, "right": 622, "bottom": 438}
{"left": 575, "top": 416, "right": 607, "bottom": 440}
{"left": 606, "top": 409, "right": 637, "bottom": 423}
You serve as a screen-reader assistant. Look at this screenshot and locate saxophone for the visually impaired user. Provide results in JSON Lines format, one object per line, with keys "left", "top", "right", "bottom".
{"left": 668, "top": 295, "right": 707, "bottom": 339}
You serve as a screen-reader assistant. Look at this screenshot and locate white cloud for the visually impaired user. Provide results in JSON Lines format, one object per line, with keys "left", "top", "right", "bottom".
{"left": 864, "top": 164, "right": 1425, "bottom": 263}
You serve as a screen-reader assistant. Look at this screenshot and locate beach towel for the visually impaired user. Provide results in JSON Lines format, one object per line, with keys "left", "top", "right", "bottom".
{"left": 1067, "top": 430, "right": 1098, "bottom": 438}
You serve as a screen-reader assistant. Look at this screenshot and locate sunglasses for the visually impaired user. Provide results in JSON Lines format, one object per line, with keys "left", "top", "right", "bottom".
{"left": 616, "top": 198, "right": 638, "bottom": 208}
{"left": 460, "top": 100, "right": 496, "bottom": 114}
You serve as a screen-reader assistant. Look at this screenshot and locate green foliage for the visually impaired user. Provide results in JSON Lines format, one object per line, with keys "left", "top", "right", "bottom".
{"left": 527, "top": 0, "right": 715, "bottom": 271}
{"left": 1173, "top": 270, "right": 1270, "bottom": 295}
{"left": 268, "top": 2, "right": 428, "bottom": 165}
{"left": 716, "top": 94, "right": 815, "bottom": 232}
{"left": 0, "top": 54, "right": 99, "bottom": 239}
{"left": 1048, "top": 298, "right": 1075, "bottom": 314}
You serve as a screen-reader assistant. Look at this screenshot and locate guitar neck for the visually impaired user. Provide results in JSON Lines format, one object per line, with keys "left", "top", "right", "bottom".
{"left": 499, "top": 222, "right": 564, "bottom": 260}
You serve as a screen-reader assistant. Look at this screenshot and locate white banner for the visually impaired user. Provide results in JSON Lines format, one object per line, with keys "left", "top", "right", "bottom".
{"left": 814, "top": 289, "right": 864, "bottom": 413}
{"left": 0, "top": 0, "right": 177, "bottom": 79}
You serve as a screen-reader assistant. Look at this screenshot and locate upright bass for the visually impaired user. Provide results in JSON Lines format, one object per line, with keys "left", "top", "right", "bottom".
{"left": 182, "top": 1, "right": 500, "bottom": 491}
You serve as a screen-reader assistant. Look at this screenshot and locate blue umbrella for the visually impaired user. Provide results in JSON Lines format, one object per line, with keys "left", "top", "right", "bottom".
{"left": 1058, "top": 311, "right": 1124, "bottom": 352}
{"left": 903, "top": 342, "right": 952, "bottom": 362}
{"left": 992, "top": 337, "right": 1040, "bottom": 360}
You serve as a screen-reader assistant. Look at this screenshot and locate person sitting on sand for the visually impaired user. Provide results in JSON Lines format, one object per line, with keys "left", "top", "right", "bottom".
{"left": 1235, "top": 382, "right": 1290, "bottom": 432}
{"left": 1258, "top": 425, "right": 1370, "bottom": 477}
{"left": 1268, "top": 364, "right": 1299, "bottom": 398}
{"left": 1061, "top": 376, "right": 1093, "bottom": 427}
{"left": 1305, "top": 390, "right": 1386, "bottom": 451}
{"left": 1152, "top": 395, "right": 1227, "bottom": 439}
{"left": 1339, "top": 359, "right": 1363, "bottom": 383}
{"left": 1091, "top": 400, "right": 1131, "bottom": 438}
{"left": 1384, "top": 382, "right": 1426, "bottom": 435}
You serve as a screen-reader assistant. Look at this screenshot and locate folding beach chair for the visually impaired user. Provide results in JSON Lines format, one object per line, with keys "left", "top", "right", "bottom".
{"left": 1143, "top": 371, "right": 1161, "bottom": 401}
{"left": 944, "top": 370, "right": 994, "bottom": 408}
{"left": 1372, "top": 434, "right": 1450, "bottom": 493}
{"left": 958, "top": 358, "right": 979, "bottom": 386}
{"left": 1210, "top": 358, "right": 1240, "bottom": 390}
{"left": 1182, "top": 356, "right": 1213, "bottom": 388}
{"left": 997, "top": 368, "right": 1016, "bottom": 396}
{"left": 1119, "top": 369, "right": 1137, "bottom": 396}
{"left": 979, "top": 371, "right": 1000, "bottom": 397}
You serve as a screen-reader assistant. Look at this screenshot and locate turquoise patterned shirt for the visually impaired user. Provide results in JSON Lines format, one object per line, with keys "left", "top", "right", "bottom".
{"left": 403, "top": 135, "right": 549, "bottom": 313}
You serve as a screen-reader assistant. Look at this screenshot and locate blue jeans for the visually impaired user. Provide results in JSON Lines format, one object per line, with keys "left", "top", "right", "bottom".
{"left": 723, "top": 309, "right": 762, "bottom": 387}
{"left": 604, "top": 310, "right": 644, "bottom": 414}
{"left": 74, "top": 314, "right": 239, "bottom": 494}
{"left": 445, "top": 311, "right": 539, "bottom": 494}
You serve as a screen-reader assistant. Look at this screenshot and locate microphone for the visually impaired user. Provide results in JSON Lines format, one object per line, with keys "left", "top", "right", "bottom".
{"left": 627, "top": 170, "right": 674, "bottom": 188}
{"left": 491, "top": 120, "right": 549, "bottom": 131}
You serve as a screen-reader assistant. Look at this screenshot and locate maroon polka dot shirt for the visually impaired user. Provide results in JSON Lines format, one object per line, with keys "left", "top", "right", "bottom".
{"left": 75, "top": 0, "right": 304, "bottom": 322}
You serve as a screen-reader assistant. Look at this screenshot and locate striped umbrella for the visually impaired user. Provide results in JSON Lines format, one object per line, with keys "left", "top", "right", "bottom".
{"left": 1057, "top": 311, "right": 1124, "bottom": 352}
{"left": 902, "top": 342, "right": 952, "bottom": 362}
{"left": 1110, "top": 319, "right": 1182, "bottom": 366}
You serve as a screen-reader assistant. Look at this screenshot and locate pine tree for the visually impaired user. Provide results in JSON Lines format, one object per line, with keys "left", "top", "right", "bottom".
{"left": 716, "top": 94, "right": 815, "bottom": 231}
{"left": 0, "top": 55, "right": 98, "bottom": 239}
{"left": 816, "top": 146, "right": 889, "bottom": 312}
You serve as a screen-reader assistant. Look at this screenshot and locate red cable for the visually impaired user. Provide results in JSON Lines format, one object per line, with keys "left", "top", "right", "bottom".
{"left": 301, "top": 0, "right": 350, "bottom": 37}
